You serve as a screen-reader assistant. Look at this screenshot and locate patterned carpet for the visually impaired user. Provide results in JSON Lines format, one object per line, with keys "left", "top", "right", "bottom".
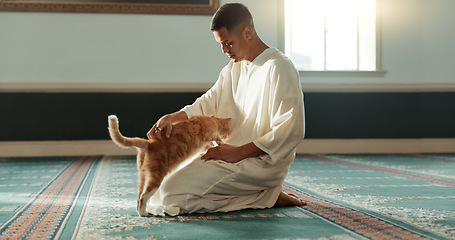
{"left": 0, "top": 154, "right": 454, "bottom": 240}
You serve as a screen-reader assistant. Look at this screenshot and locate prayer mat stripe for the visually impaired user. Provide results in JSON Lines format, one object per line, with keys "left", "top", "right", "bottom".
{"left": 304, "top": 155, "right": 455, "bottom": 186}
{"left": 0, "top": 156, "right": 98, "bottom": 240}
{"left": 282, "top": 185, "right": 438, "bottom": 240}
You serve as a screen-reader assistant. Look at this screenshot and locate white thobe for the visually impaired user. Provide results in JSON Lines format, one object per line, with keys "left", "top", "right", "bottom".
{"left": 147, "top": 48, "right": 305, "bottom": 216}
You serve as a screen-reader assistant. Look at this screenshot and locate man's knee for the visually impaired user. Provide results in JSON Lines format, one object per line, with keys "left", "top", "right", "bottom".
{"left": 159, "top": 159, "right": 239, "bottom": 198}
{"left": 159, "top": 160, "right": 206, "bottom": 197}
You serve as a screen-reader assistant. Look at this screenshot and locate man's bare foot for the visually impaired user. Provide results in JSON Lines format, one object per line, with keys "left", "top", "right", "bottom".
{"left": 274, "top": 191, "right": 307, "bottom": 207}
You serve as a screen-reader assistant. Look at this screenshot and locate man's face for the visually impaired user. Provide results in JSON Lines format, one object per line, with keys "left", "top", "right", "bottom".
{"left": 213, "top": 27, "right": 248, "bottom": 62}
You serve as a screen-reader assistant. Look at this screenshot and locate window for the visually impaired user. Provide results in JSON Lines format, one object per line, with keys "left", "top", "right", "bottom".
{"left": 285, "top": 0, "right": 378, "bottom": 71}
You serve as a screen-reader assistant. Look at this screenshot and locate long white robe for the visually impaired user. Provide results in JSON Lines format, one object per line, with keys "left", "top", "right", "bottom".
{"left": 147, "top": 48, "right": 305, "bottom": 216}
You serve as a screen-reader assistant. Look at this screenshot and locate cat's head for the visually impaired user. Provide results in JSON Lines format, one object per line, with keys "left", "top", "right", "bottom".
{"left": 215, "top": 117, "right": 231, "bottom": 139}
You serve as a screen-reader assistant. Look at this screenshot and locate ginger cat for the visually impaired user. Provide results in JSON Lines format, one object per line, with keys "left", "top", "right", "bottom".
{"left": 108, "top": 115, "right": 230, "bottom": 217}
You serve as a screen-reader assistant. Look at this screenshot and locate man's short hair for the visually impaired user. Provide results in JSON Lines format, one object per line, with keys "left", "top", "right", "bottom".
{"left": 211, "top": 3, "right": 253, "bottom": 32}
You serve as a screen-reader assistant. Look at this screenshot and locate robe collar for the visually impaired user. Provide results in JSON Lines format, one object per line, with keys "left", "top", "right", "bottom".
{"left": 242, "top": 47, "right": 276, "bottom": 71}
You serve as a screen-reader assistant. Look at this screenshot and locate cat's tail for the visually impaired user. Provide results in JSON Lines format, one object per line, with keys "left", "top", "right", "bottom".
{"left": 108, "top": 115, "right": 149, "bottom": 149}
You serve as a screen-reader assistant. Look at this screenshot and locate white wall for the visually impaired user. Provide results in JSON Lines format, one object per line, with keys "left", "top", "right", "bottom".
{"left": 1, "top": 0, "right": 454, "bottom": 86}
{"left": 0, "top": 0, "right": 281, "bottom": 85}
{"left": 0, "top": 10, "right": 223, "bottom": 84}
{"left": 378, "top": 0, "right": 455, "bottom": 85}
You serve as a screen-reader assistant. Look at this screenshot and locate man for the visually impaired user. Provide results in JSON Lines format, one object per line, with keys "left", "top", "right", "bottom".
{"left": 146, "top": 3, "right": 305, "bottom": 216}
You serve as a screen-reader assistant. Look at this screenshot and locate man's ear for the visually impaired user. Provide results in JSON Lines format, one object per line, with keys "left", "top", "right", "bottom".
{"left": 243, "top": 26, "right": 254, "bottom": 40}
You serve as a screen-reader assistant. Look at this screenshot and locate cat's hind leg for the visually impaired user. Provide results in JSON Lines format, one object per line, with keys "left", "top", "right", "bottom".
{"left": 137, "top": 172, "right": 146, "bottom": 216}
{"left": 136, "top": 152, "right": 147, "bottom": 216}
{"left": 138, "top": 188, "right": 157, "bottom": 217}
{"left": 137, "top": 178, "right": 162, "bottom": 217}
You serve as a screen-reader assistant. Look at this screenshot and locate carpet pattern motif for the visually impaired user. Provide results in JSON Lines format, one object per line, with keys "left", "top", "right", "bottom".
{"left": 1, "top": 154, "right": 454, "bottom": 240}
{"left": 285, "top": 154, "right": 455, "bottom": 240}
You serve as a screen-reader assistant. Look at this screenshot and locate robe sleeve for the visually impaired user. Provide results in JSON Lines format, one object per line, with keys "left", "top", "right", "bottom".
{"left": 253, "top": 60, "right": 305, "bottom": 165}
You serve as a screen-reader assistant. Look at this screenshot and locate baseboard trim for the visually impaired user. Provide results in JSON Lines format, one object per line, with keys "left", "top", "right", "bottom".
{"left": 0, "top": 140, "right": 136, "bottom": 157}
{"left": 1, "top": 139, "right": 454, "bottom": 157}
{"left": 297, "top": 138, "right": 455, "bottom": 154}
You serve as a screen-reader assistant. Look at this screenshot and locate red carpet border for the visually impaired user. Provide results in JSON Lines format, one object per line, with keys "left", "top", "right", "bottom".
{"left": 0, "top": 157, "right": 97, "bottom": 240}
{"left": 283, "top": 185, "right": 433, "bottom": 240}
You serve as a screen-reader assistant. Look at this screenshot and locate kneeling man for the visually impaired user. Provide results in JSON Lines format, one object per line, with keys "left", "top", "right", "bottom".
{"left": 146, "top": 3, "right": 306, "bottom": 216}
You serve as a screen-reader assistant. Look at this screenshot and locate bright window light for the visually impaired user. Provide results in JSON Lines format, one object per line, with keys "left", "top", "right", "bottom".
{"left": 285, "top": 0, "right": 377, "bottom": 71}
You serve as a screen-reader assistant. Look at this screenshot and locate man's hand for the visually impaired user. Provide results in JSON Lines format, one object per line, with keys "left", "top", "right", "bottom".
{"left": 147, "top": 111, "right": 188, "bottom": 140}
{"left": 201, "top": 142, "right": 266, "bottom": 163}
{"left": 147, "top": 115, "right": 173, "bottom": 140}
{"left": 201, "top": 144, "right": 244, "bottom": 163}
